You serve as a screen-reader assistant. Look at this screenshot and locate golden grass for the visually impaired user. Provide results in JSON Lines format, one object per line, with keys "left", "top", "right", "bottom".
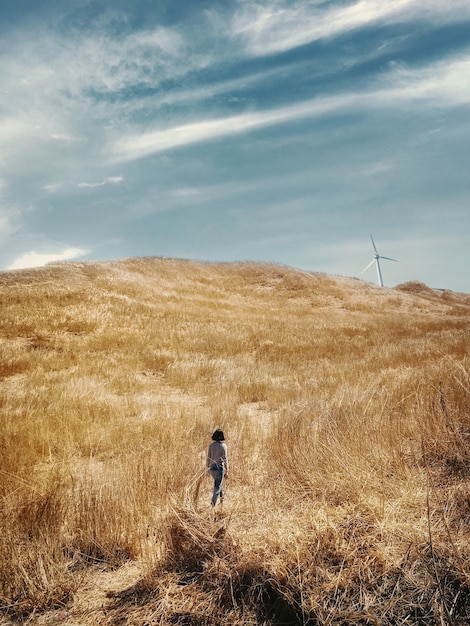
{"left": 0, "top": 258, "right": 469, "bottom": 624}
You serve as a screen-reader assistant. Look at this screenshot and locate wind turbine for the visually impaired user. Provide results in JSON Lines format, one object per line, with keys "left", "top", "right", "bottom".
{"left": 362, "top": 235, "right": 397, "bottom": 287}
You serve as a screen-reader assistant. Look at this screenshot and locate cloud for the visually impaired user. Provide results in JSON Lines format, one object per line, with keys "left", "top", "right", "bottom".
{"left": 0, "top": 118, "right": 38, "bottom": 163}
{"left": 43, "top": 183, "right": 63, "bottom": 193}
{"left": 0, "top": 21, "right": 190, "bottom": 174}
{"left": 0, "top": 214, "right": 17, "bottom": 238}
{"left": 381, "top": 58, "right": 470, "bottom": 106}
{"left": 0, "top": 205, "right": 21, "bottom": 239}
{"left": 171, "top": 188, "right": 202, "bottom": 198}
{"left": 77, "top": 176, "right": 124, "bottom": 188}
{"left": 232, "top": 0, "right": 470, "bottom": 56}
{"left": 2, "top": 1, "right": 469, "bottom": 178}
{"left": 112, "top": 94, "right": 347, "bottom": 161}
{"left": 17, "top": 24, "right": 185, "bottom": 98}
{"left": 112, "top": 54, "right": 470, "bottom": 162}
{"left": 50, "top": 133, "right": 83, "bottom": 142}
{"left": 6, "top": 247, "right": 89, "bottom": 270}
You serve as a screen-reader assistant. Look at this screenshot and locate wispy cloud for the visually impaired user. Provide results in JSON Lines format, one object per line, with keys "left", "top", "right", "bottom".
{"left": 171, "top": 188, "right": 202, "bottom": 198}
{"left": 0, "top": 22, "right": 190, "bottom": 173}
{"left": 43, "top": 183, "right": 63, "bottom": 193}
{"left": 232, "top": 0, "right": 470, "bottom": 56}
{"left": 0, "top": 205, "right": 21, "bottom": 239}
{"left": 381, "top": 57, "right": 470, "bottom": 106}
{"left": 0, "top": 213, "right": 17, "bottom": 238}
{"left": 6, "top": 247, "right": 89, "bottom": 270}
{"left": 112, "top": 97, "right": 340, "bottom": 161}
{"left": 112, "top": 54, "right": 470, "bottom": 162}
{"left": 77, "top": 176, "right": 124, "bottom": 188}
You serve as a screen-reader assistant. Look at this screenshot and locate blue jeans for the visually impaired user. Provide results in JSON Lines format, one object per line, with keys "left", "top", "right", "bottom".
{"left": 210, "top": 468, "right": 224, "bottom": 506}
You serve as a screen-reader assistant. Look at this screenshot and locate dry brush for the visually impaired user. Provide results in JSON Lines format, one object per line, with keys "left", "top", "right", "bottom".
{"left": 0, "top": 259, "right": 469, "bottom": 624}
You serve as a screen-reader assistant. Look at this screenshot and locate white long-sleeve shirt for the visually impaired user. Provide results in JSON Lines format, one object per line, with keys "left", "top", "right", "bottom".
{"left": 207, "top": 441, "right": 228, "bottom": 472}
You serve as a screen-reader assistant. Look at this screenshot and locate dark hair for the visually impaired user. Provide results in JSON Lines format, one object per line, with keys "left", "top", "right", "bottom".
{"left": 211, "top": 429, "right": 225, "bottom": 441}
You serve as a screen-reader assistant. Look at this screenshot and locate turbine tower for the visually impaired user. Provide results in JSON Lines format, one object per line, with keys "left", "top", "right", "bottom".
{"left": 362, "top": 234, "right": 397, "bottom": 287}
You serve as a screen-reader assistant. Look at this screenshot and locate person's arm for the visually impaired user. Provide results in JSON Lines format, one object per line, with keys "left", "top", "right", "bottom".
{"left": 223, "top": 443, "right": 229, "bottom": 475}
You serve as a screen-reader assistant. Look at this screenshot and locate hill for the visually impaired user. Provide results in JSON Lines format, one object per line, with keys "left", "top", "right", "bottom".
{"left": 1, "top": 258, "right": 469, "bottom": 625}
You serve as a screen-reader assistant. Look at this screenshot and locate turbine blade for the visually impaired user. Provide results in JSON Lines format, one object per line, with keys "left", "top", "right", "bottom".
{"left": 379, "top": 256, "right": 398, "bottom": 262}
{"left": 362, "top": 259, "right": 375, "bottom": 273}
{"left": 370, "top": 234, "right": 379, "bottom": 255}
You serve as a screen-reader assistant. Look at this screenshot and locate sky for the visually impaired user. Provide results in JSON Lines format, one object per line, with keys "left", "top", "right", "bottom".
{"left": 1, "top": 0, "right": 470, "bottom": 291}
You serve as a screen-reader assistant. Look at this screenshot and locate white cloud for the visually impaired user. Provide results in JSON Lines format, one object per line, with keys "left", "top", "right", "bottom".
{"left": 0, "top": 205, "right": 21, "bottom": 239}
{"left": 0, "top": 214, "right": 16, "bottom": 237}
{"left": 1, "top": 1, "right": 469, "bottom": 176}
{"left": 43, "top": 183, "right": 63, "bottom": 193}
{"left": 50, "top": 133, "right": 83, "bottom": 142}
{"left": 112, "top": 95, "right": 343, "bottom": 161}
{"left": 232, "top": 0, "right": 470, "bottom": 56}
{"left": 0, "top": 117, "right": 35, "bottom": 147}
{"left": 0, "top": 22, "right": 190, "bottom": 175}
{"left": 359, "top": 160, "right": 395, "bottom": 177}
{"left": 381, "top": 58, "right": 470, "bottom": 106}
{"left": 0, "top": 113, "right": 84, "bottom": 171}
{"left": 6, "top": 247, "right": 89, "bottom": 270}
{"left": 112, "top": 54, "right": 470, "bottom": 162}
{"left": 126, "top": 27, "right": 184, "bottom": 58}
{"left": 77, "top": 176, "right": 124, "bottom": 188}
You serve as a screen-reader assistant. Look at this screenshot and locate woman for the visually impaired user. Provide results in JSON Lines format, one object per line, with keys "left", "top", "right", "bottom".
{"left": 207, "top": 429, "right": 229, "bottom": 507}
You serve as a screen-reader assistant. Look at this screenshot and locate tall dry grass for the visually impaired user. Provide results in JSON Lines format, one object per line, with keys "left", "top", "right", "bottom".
{"left": 0, "top": 259, "right": 469, "bottom": 624}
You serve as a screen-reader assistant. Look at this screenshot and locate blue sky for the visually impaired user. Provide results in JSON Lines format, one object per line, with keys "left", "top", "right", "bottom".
{"left": 1, "top": 0, "right": 470, "bottom": 291}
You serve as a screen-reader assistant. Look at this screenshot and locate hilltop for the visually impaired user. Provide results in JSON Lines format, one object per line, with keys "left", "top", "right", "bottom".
{"left": 2, "top": 256, "right": 469, "bottom": 302}
{"left": 1, "top": 258, "right": 469, "bottom": 625}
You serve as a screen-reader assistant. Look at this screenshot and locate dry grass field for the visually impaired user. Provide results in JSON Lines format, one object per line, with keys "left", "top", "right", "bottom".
{"left": 1, "top": 257, "right": 469, "bottom": 625}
